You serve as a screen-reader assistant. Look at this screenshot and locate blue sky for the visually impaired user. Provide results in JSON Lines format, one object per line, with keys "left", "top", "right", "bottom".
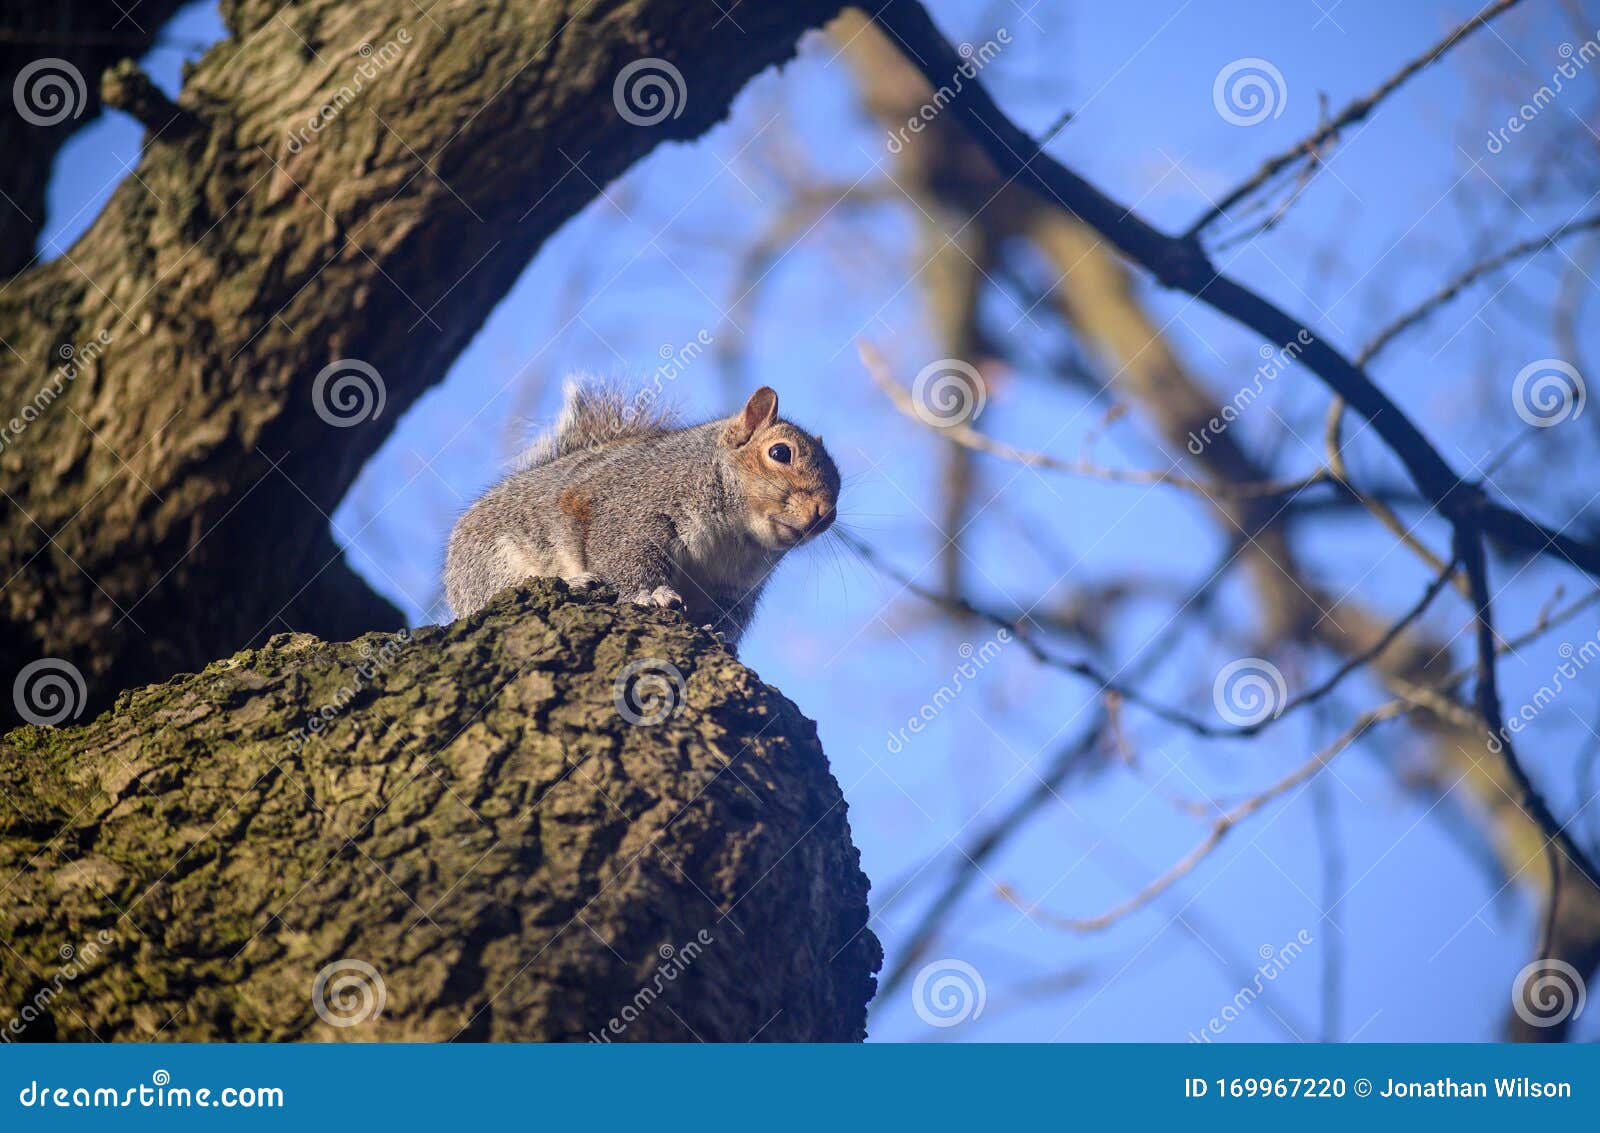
{"left": 41, "top": 0, "right": 1600, "bottom": 1041}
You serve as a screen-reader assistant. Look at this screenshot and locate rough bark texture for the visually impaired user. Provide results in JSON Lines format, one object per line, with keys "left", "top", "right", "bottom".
{"left": 0, "top": 581, "right": 880, "bottom": 1041}
{"left": 0, "top": 0, "right": 842, "bottom": 724}
{"left": 0, "top": 0, "right": 187, "bottom": 277}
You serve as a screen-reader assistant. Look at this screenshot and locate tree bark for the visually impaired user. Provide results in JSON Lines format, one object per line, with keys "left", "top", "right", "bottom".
{"left": 0, "top": 581, "right": 880, "bottom": 1041}
{"left": 0, "top": 0, "right": 188, "bottom": 276}
{"left": 0, "top": 0, "right": 842, "bottom": 724}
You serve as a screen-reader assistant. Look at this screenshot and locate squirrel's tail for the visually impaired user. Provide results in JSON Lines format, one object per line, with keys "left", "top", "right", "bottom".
{"left": 518, "top": 376, "right": 676, "bottom": 468}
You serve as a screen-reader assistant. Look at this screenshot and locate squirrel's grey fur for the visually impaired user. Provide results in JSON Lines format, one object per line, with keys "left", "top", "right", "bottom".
{"left": 445, "top": 380, "right": 839, "bottom": 648}
{"left": 514, "top": 379, "right": 676, "bottom": 469}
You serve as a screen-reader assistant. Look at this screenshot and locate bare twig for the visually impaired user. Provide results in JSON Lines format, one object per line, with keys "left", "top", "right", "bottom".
{"left": 1187, "top": 0, "right": 1527, "bottom": 238}
{"left": 1360, "top": 212, "right": 1600, "bottom": 365}
{"left": 858, "top": 339, "right": 1330, "bottom": 501}
{"left": 872, "top": 0, "right": 1600, "bottom": 580}
{"left": 1324, "top": 397, "right": 1469, "bottom": 595}
{"left": 1456, "top": 527, "right": 1600, "bottom": 917}
{"left": 998, "top": 699, "right": 1412, "bottom": 932}
{"left": 838, "top": 529, "right": 1458, "bottom": 739}
{"left": 995, "top": 572, "right": 1600, "bottom": 936}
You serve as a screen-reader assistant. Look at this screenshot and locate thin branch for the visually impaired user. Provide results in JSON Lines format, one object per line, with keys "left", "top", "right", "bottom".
{"left": 1323, "top": 396, "right": 1469, "bottom": 595}
{"left": 858, "top": 339, "right": 1330, "bottom": 501}
{"left": 873, "top": 545, "right": 1244, "bottom": 1000}
{"left": 837, "top": 529, "right": 1458, "bottom": 740}
{"left": 1210, "top": 93, "right": 1336, "bottom": 250}
{"left": 872, "top": 0, "right": 1600, "bottom": 580}
{"left": 1187, "top": 0, "right": 1527, "bottom": 238}
{"left": 1286, "top": 554, "right": 1461, "bottom": 707}
{"left": 997, "top": 573, "right": 1600, "bottom": 936}
{"left": 1359, "top": 211, "right": 1600, "bottom": 366}
{"left": 998, "top": 700, "right": 1412, "bottom": 932}
{"left": 836, "top": 529, "right": 1226, "bottom": 735}
{"left": 1456, "top": 527, "right": 1600, "bottom": 907}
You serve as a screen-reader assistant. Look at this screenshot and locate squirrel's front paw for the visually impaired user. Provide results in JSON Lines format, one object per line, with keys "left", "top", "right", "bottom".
{"left": 630, "top": 585, "right": 684, "bottom": 611}
{"left": 561, "top": 571, "right": 604, "bottom": 590}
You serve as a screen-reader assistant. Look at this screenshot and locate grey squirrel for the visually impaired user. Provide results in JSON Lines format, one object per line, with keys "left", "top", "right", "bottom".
{"left": 444, "top": 381, "right": 840, "bottom": 648}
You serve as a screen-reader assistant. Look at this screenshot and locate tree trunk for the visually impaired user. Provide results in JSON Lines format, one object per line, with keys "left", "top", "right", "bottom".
{"left": 0, "top": 581, "right": 880, "bottom": 1041}
{"left": 0, "top": 0, "right": 842, "bottom": 724}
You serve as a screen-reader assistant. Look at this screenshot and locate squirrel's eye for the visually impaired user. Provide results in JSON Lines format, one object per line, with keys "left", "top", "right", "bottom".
{"left": 767, "top": 443, "right": 792, "bottom": 464}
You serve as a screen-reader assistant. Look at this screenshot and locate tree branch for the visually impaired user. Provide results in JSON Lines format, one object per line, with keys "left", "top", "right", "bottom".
{"left": 1187, "top": 0, "right": 1527, "bottom": 238}
{"left": 871, "top": 0, "right": 1600, "bottom": 580}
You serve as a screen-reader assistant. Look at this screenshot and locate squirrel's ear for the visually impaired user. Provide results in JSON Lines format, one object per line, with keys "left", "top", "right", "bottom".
{"left": 724, "top": 386, "right": 779, "bottom": 447}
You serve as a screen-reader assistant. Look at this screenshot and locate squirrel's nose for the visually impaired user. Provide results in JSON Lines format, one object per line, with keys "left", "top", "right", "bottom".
{"left": 807, "top": 503, "right": 836, "bottom": 536}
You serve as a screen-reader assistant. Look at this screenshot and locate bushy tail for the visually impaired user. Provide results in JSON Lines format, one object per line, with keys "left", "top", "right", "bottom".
{"left": 518, "top": 377, "right": 677, "bottom": 468}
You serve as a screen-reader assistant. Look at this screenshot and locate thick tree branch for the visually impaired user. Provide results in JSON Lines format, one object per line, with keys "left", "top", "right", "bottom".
{"left": 0, "top": 0, "right": 188, "bottom": 276}
{"left": 0, "top": 583, "right": 881, "bottom": 1040}
{"left": 0, "top": 0, "right": 846, "bottom": 721}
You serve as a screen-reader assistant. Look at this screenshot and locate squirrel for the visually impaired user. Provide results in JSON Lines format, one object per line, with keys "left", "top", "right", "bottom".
{"left": 444, "top": 381, "right": 840, "bottom": 650}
